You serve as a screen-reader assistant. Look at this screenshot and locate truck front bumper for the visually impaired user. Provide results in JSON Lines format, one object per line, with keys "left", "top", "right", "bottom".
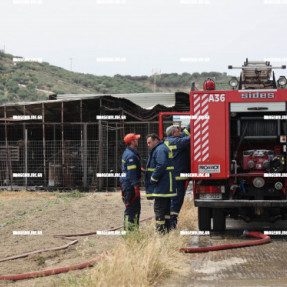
{"left": 195, "top": 200, "right": 287, "bottom": 208}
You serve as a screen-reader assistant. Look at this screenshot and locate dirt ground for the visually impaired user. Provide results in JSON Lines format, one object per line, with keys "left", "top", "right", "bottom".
{"left": 3, "top": 191, "right": 287, "bottom": 287}
{"left": 0, "top": 191, "right": 154, "bottom": 287}
{"left": 162, "top": 214, "right": 287, "bottom": 287}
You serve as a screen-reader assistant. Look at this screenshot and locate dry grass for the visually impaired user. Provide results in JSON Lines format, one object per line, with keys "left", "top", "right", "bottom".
{"left": 0, "top": 190, "right": 56, "bottom": 200}
{"left": 177, "top": 197, "right": 198, "bottom": 231}
{"left": 60, "top": 198, "right": 198, "bottom": 287}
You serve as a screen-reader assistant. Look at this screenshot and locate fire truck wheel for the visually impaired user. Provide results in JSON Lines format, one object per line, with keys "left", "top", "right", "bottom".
{"left": 198, "top": 207, "right": 211, "bottom": 231}
{"left": 212, "top": 208, "right": 226, "bottom": 232}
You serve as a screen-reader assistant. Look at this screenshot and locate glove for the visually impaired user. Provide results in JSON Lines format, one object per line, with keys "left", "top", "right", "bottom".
{"left": 135, "top": 186, "right": 140, "bottom": 198}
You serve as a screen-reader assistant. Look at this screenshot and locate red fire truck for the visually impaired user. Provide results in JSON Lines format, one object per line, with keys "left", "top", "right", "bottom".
{"left": 160, "top": 59, "right": 287, "bottom": 231}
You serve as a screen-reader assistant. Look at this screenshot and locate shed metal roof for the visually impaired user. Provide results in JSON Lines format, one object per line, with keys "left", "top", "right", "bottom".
{"left": 55, "top": 93, "right": 176, "bottom": 109}
{"left": 0, "top": 92, "right": 189, "bottom": 122}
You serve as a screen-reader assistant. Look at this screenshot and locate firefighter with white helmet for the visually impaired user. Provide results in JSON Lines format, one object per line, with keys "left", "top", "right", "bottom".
{"left": 165, "top": 123, "right": 191, "bottom": 229}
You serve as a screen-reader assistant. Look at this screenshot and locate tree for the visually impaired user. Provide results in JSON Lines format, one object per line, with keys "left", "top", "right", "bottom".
{"left": 27, "top": 83, "right": 36, "bottom": 90}
{"left": 0, "top": 63, "right": 5, "bottom": 71}
{"left": 17, "top": 89, "right": 29, "bottom": 99}
{"left": 6, "top": 80, "right": 19, "bottom": 93}
{"left": 191, "top": 72, "right": 201, "bottom": 78}
{"left": 7, "top": 93, "right": 17, "bottom": 102}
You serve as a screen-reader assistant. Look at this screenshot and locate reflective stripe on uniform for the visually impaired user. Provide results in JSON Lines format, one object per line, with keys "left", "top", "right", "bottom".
{"left": 151, "top": 176, "right": 158, "bottom": 182}
{"left": 146, "top": 193, "right": 177, "bottom": 197}
{"left": 168, "top": 145, "right": 177, "bottom": 149}
{"left": 156, "top": 220, "right": 165, "bottom": 224}
{"left": 164, "top": 141, "right": 177, "bottom": 158}
{"left": 127, "top": 165, "right": 137, "bottom": 170}
{"left": 148, "top": 167, "right": 174, "bottom": 171}
{"left": 165, "top": 215, "right": 170, "bottom": 219}
{"left": 122, "top": 159, "right": 126, "bottom": 163}
{"left": 166, "top": 166, "right": 174, "bottom": 170}
{"left": 164, "top": 141, "right": 177, "bottom": 150}
{"left": 175, "top": 176, "right": 191, "bottom": 180}
{"left": 183, "top": 129, "right": 190, "bottom": 136}
{"left": 170, "top": 211, "right": 179, "bottom": 216}
{"left": 169, "top": 172, "right": 172, "bottom": 192}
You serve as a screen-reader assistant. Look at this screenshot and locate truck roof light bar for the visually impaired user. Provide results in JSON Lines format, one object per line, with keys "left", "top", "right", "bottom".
{"left": 228, "top": 66, "right": 286, "bottom": 69}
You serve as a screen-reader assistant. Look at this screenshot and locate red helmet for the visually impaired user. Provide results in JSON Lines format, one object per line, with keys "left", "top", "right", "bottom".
{"left": 124, "top": 133, "right": 141, "bottom": 144}
{"left": 203, "top": 79, "right": 215, "bottom": 90}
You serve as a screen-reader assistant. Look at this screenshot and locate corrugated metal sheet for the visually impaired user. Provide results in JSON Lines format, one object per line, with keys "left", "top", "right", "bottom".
{"left": 0, "top": 92, "right": 189, "bottom": 122}
{"left": 55, "top": 93, "right": 175, "bottom": 109}
{"left": 0, "top": 93, "right": 177, "bottom": 109}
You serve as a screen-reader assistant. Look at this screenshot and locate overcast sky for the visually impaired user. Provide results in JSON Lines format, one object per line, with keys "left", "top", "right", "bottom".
{"left": 1, "top": 0, "right": 287, "bottom": 77}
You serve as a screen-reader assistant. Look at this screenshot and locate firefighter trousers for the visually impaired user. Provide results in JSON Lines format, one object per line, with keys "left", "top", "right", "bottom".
{"left": 154, "top": 197, "right": 171, "bottom": 234}
{"left": 170, "top": 180, "right": 187, "bottom": 229}
{"left": 123, "top": 185, "right": 141, "bottom": 231}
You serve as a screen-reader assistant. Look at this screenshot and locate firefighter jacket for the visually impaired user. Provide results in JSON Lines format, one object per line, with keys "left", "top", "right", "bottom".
{"left": 182, "top": 124, "right": 191, "bottom": 137}
{"left": 164, "top": 124, "right": 191, "bottom": 180}
{"left": 120, "top": 146, "right": 141, "bottom": 187}
{"left": 145, "top": 141, "right": 177, "bottom": 199}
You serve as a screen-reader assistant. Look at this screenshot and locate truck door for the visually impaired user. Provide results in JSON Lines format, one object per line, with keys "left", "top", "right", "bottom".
{"left": 190, "top": 92, "right": 227, "bottom": 179}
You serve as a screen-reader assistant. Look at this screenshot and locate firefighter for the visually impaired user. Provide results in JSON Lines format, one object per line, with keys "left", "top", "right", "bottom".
{"left": 120, "top": 133, "right": 142, "bottom": 231}
{"left": 145, "top": 133, "right": 177, "bottom": 234}
{"left": 165, "top": 124, "right": 191, "bottom": 229}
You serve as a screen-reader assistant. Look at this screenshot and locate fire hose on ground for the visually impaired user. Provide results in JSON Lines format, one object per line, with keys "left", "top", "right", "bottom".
{"left": 0, "top": 216, "right": 153, "bottom": 281}
{"left": 0, "top": 216, "right": 271, "bottom": 281}
{"left": 180, "top": 231, "right": 271, "bottom": 253}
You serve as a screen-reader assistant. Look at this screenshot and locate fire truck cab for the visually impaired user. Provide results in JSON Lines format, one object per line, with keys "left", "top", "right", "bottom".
{"left": 190, "top": 59, "right": 287, "bottom": 231}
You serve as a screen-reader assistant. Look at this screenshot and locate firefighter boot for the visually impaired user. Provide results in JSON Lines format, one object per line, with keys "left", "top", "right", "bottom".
{"left": 170, "top": 212, "right": 179, "bottom": 229}
{"left": 156, "top": 216, "right": 166, "bottom": 234}
{"left": 165, "top": 215, "right": 170, "bottom": 233}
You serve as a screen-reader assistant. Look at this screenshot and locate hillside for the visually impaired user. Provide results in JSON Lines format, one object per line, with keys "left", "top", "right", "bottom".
{"left": 0, "top": 51, "right": 233, "bottom": 105}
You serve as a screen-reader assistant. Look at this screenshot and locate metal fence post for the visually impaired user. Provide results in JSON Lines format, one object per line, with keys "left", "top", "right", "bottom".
{"left": 24, "top": 129, "right": 28, "bottom": 188}
{"left": 42, "top": 103, "right": 46, "bottom": 187}
{"left": 115, "top": 123, "right": 118, "bottom": 189}
{"left": 98, "top": 119, "right": 103, "bottom": 191}
{"left": 83, "top": 123, "right": 87, "bottom": 188}
{"left": 4, "top": 106, "right": 13, "bottom": 190}
{"left": 61, "top": 102, "right": 64, "bottom": 187}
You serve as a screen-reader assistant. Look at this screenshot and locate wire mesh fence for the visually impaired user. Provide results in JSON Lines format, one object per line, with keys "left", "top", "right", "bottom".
{"left": 0, "top": 121, "right": 173, "bottom": 191}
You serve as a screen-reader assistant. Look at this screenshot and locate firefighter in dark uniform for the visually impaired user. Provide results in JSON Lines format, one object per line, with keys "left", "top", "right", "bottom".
{"left": 120, "top": 133, "right": 141, "bottom": 231}
{"left": 165, "top": 124, "right": 191, "bottom": 229}
{"left": 145, "top": 133, "right": 177, "bottom": 234}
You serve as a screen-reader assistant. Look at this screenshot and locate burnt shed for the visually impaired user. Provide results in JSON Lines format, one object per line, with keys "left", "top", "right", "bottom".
{"left": 0, "top": 92, "right": 189, "bottom": 191}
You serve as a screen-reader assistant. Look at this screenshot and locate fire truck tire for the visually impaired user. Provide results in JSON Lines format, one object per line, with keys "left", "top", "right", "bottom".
{"left": 198, "top": 207, "right": 211, "bottom": 231}
{"left": 212, "top": 208, "right": 226, "bottom": 231}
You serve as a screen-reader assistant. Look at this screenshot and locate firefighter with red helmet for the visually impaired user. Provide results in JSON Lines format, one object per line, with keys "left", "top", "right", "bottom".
{"left": 120, "top": 133, "right": 142, "bottom": 231}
